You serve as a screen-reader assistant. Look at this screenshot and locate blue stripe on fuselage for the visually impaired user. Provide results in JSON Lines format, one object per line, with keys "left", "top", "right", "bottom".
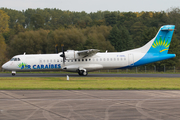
{"left": 118, "top": 53, "right": 175, "bottom": 69}
{"left": 133, "top": 53, "right": 175, "bottom": 67}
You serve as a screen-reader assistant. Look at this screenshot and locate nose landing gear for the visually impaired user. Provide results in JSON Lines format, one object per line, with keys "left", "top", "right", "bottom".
{"left": 12, "top": 71, "right": 16, "bottom": 76}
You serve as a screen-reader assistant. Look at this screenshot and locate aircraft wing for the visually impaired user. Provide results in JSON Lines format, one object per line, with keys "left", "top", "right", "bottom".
{"left": 77, "top": 49, "right": 100, "bottom": 58}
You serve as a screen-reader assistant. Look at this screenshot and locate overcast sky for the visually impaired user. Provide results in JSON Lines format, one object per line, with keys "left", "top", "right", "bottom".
{"left": 1, "top": 0, "right": 180, "bottom": 13}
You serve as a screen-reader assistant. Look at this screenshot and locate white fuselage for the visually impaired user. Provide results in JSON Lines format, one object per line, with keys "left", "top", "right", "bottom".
{"left": 2, "top": 50, "right": 144, "bottom": 72}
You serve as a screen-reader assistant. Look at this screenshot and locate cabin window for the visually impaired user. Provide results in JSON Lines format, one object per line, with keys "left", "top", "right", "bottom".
{"left": 100, "top": 58, "right": 102, "bottom": 61}
{"left": 78, "top": 59, "right": 80, "bottom": 62}
{"left": 104, "top": 58, "right": 106, "bottom": 61}
{"left": 89, "top": 59, "right": 91, "bottom": 61}
{"left": 54, "top": 60, "right": 56, "bottom": 62}
{"left": 124, "top": 58, "right": 126, "bottom": 60}
{"left": 96, "top": 58, "right": 98, "bottom": 61}
{"left": 40, "top": 60, "right": 42, "bottom": 63}
{"left": 85, "top": 59, "right": 87, "bottom": 61}
{"left": 121, "top": 58, "right": 123, "bottom": 60}
{"left": 107, "top": 58, "right": 109, "bottom": 61}
{"left": 110, "top": 58, "right": 112, "bottom": 61}
{"left": 50, "top": 60, "right": 52, "bottom": 62}
{"left": 71, "top": 60, "right": 73, "bottom": 62}
{"left": 43, "top": 60, "right": 45, "bottom": 62}
{"left": 82, "top": 59, "right": 84, "bottom": 61}
{"left": 47, "top": 60, "right": 49, "bottom": 62}
{"left": 75, "top": 59, "right": 77, "bottom": 62}
{"left": 57, "top": 60, "right": 59, "bottom": 62}
{"left": 117, "top": 58, "right": 119, "bottom": 61}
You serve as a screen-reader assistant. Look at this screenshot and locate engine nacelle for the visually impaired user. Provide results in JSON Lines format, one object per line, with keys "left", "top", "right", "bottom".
{"left": 65, "top": 50, "right": 80, "bottom": 59}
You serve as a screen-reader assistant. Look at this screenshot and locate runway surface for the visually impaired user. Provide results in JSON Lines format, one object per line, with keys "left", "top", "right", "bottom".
{"left": 1, "top": 73, "right": 180, "bottom": 77}
{"left": 0, "top": 90, "right": 180, "bottom": 120}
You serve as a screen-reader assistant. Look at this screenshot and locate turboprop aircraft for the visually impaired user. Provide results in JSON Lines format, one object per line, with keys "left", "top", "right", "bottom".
{"left": 2, "top": 25, "right": 176, "bottom": 76}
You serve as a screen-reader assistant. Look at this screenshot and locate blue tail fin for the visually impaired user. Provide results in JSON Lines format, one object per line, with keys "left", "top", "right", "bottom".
{"left": 148, "top": 25, "right": 175, "bottom": 54}
{"left": 133, "top": 25, "right": 175, "bottom": 67}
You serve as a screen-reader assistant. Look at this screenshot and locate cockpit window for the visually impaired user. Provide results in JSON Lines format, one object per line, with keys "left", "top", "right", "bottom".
{"left": 10, "top": 58, "right": 14, "bottom": 61}
{"left": 10, "top": 58, "right": 21, "bottom": 61}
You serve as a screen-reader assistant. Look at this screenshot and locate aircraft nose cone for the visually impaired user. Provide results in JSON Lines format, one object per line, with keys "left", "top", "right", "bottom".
{"left": 2, "top": 63, "right": 8, "bottom": 69}
{"left": 2, "top": 64, "right": 5, "bottom": 69}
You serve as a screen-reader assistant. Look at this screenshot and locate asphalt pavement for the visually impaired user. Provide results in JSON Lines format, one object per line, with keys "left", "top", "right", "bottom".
{"left": 0, "top": 90, "right": 180, "bottom": 120}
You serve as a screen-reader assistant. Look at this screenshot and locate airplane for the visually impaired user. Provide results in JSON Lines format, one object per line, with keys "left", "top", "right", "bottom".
{"left": 2, "top": 25, "right": 176, "bottom": 76}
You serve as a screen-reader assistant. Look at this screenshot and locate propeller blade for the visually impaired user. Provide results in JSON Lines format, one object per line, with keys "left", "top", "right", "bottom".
{"left": 60, "top": 44, "right": 65, "bottom": 65}
{"left": 55, "top": 44, "right": 58, "bottom": 53}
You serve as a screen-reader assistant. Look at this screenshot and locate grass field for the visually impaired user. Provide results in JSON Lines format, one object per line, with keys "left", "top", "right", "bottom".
{"left": 0, "top": 77, "right": 180, "bottom": 90}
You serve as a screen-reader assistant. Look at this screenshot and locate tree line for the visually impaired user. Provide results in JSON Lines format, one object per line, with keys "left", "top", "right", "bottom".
{"left": 0, "top": 7, "right": 180, "bottom": 70}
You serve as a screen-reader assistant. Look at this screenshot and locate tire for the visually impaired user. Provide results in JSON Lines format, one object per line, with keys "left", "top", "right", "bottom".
{"left": 83, "top": 71, "right": 88, "bottom": 76}
{"left": 12, "top": 73, "right": 15, "bottom": 76}
{"left": 78, "top": 70, "right": 88, "bottom": 76}
{"left": 78, "top": 70, "right": 83, "bottom": 76}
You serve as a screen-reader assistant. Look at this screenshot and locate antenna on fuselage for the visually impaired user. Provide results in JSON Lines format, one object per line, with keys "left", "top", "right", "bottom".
{"left": 23, "top": 52, "right": 26, "bottom": 55}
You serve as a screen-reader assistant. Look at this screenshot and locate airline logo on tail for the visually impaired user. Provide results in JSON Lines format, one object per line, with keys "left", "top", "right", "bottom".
{"left": 152, "top": 37, "right": 170, "bottom": 53}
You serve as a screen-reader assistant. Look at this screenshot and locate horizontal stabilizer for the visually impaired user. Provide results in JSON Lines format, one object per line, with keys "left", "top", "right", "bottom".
{"left": 161, "top": 25, "right": 175, "bottom": 31}
{"left": 161, "top": 29, "right": 174, "bottom": 31}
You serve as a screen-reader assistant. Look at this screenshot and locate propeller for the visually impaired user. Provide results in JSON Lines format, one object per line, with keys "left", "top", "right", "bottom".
{"left": 60, "top": 44, "right": 66, "bottom": 65}
{"left": 55, "top": 44, "right": 58, "bottom": 53}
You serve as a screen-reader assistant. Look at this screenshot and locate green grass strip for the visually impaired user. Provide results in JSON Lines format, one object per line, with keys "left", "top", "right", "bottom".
{"left": 0, "top": 77, "right": 180, "bottom": 90}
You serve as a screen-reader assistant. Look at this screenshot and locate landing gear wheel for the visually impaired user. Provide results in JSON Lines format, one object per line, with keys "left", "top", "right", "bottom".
{"left": 12, "top": 73, "right": 15, "bottom": 76}
{"left": 12, "top": 71, "right": 16, "bottom": 76}
{"left": 78, "top": 70, "right": 83, "bottom": 76}
{"left": 83, "top": 71, "right": 88, "bottom": 76}
{"left": 78, "top": 70, "right": 88, "bottom": 76}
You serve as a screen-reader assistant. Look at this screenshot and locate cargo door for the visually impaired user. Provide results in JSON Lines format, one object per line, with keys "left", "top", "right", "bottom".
{"left": 128, "top": 53, "right": 134, "bottom": 66}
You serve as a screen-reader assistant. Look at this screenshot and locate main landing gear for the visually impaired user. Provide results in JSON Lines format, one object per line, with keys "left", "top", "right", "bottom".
{"left": 12, "top": 71, "right": 16, "bottom": 76}
{"left": 78, "top": 70, "right": 88, "bottom": 76}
